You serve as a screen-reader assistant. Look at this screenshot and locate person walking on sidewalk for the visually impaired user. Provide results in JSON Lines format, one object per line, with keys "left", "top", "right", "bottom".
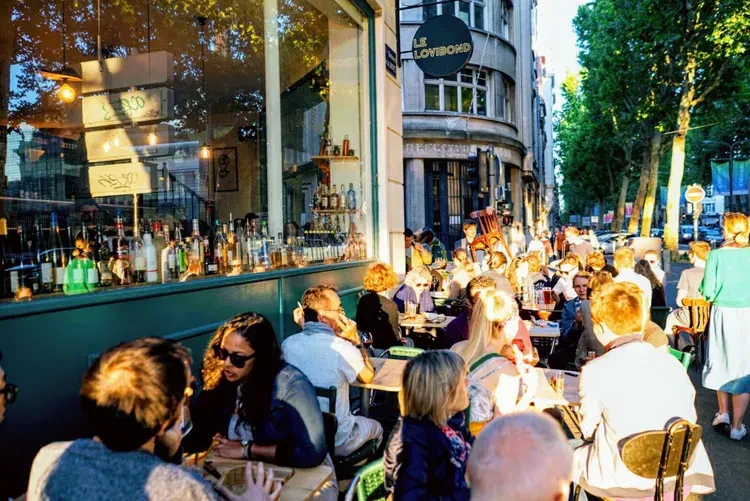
{"left": 700, "top": 213, "right": 750, "bottom": 441}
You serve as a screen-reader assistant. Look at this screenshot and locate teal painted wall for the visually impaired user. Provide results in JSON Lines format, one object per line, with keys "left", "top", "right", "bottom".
{"left": 0, "top": 262, "right": 368, "bottom": 497}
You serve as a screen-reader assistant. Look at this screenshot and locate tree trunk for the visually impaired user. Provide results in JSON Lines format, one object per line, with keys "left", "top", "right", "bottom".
{"left": 627, "top": 135, "right": 652, "bottom": 234}
{"left": 664, "top": 59, "right": 697, "bottom": 253}
{"left": 612, "top": 170, "right": 630, "bottom": 232}
{"left": 640, "top": 130, "right": 663, "bottom": 236}
{"left": 0, "top": 0, "right": 14, "bottom": 219}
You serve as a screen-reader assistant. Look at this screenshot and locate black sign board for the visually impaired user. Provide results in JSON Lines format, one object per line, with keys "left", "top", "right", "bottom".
{"left": 385, "top": 44, "right": 398, "bottom": 78}
{"left": 412, "top": 15, "right": 474, "bottom": 78}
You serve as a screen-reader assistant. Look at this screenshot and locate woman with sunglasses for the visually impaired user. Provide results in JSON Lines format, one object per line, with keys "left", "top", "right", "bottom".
{"left": 393, "top": 265, "right": 436, "bottom": 314}
{"left": 184, "top": 313, "right": 334, "bottom": 493}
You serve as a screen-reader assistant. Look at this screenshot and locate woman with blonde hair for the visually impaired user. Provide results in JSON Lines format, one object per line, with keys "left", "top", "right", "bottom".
{"left": 452, "top": 290, "right": 536, "bottom": 435}
{"left": 384, "top": 350, "right": 472, "bottom": 500}
{"left": 393, "top": 265, "right": 435, "bottom": 314}
{"left": 449, "top": 248, "right": 478, "bottom": 300}
{"left": 480, "top": 251, "right": 514, "bottom": 295}
{"left": 700, "top": 212, "right": 750, "bottom": 440}
{"left": 356, "top": 262, "right": 406, "bottom": 350}
{"left": 507, "top": 256, "right": 527, "bottom": 295}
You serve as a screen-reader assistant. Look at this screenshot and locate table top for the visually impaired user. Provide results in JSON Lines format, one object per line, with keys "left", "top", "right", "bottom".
{"left": 521, "top": 303, "right": 558, "bottom": 312}
{"left": 196, "top": 456, "right": 333, "bottom": 501}
{"left": 528, "top": 324, "right": 561, "bottom": 338}
{"left": 351, "top": 357, "right": 406, "bottom": 392}
{"left": 399, "top": 314, "right": 456, "bottom": 329}
{"left": 531, "top": 368, "right": 581, "bottom": 408}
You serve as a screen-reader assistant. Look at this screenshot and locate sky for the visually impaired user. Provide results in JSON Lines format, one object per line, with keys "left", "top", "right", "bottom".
{"left": 536, "top": 0, "right": 590, "bottom": 105}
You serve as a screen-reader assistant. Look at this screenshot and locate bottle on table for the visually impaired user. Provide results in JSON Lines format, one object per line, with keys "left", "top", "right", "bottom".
{"left": 113, "top": 211, "right": 131, "bottom": 285}
{"left": 347, "top": 183, "right": 357, "bottom": 210}
{"left": 174, "top": 223, "right": 187, "bottom": 274}
{"left": 96, "top": 221, "right": 113, "bottom": 287}
{"left": 143, "top": 232, "right": 159, "bottom": 283}
{"left": 313, "top": 185, "right": 321, "bottom": 211}
{"left": 152, "top": 221, "right": 167, "bottom": 281}
{"left": 190, "top": 218, "right": 204, "bottom": 275}
{"left": 130, "top": 220, "right": 146, "bottom": 284}
{"left": 215, "top": 221, "right": 229, "bottom": 275}
{"left": 49, "top": 212, "right": 68, "bottom": 292}
{"left": 36, "top": 219, "right": 53, "bottom": 294}
{"left": 320, "top": 185, "right": 329, "bottom": 210}
{"left": 329, "top": 185, "right": 339, "bottom": 210}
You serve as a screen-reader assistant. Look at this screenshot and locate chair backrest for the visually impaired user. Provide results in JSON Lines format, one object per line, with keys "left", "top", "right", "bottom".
{"left": 381, "top": 346, "right": 423, "bottom": 360}
{"left": 668, "top": 347, "right": 693, "bottom": 371}
{"left": 321, "top": 411, "right": 338, "bottom": 460}
{"left": 650, "top": 306, "right": 672, "bottom": 330}
{"left": 620, "top": 419, "right": 702, "bottom": 501}
{"left": 468, "top": 208, "right": 512, "bottom": 259}
{"left": 314, "top": 385, "right": 337, "bottom": 414}
{"left": 682, "top": 298, "right": 710, "bottom": 334}
{"left": 343, "top": 458, "right": 386, "bottom": 501}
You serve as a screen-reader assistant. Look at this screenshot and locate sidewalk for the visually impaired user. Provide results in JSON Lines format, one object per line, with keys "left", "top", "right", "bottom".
{"left": 664, "top": 262, "right": 750, "bottom": 500}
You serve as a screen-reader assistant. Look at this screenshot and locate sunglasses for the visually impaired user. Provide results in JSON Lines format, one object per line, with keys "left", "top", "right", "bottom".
{"left": 212, "top": 344, "right": 256, "bottom": 368}
{"left": 414, "top": 282, "right": 430, "bottom": 288}
{"left": 0, "top": 384, "right": 18, "bottom": 404}
{"left": 646, "top": 260, "right": 657, "bottom": 264}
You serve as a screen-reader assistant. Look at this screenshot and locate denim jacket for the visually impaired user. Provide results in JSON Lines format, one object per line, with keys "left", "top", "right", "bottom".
{"left": 183, "top": 363, "right": 328, "bottom": 468}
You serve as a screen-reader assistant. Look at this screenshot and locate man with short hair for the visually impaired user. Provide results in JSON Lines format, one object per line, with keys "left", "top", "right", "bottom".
{"left": 613, "top": 247, "right": 652, "bottom": 308}
{"left": 418, "top": 228, "right": 448, "bottom": 263}
{"left": 455, "top": 219, "right": 485, "bottom": 266}
{"left": 468, "top": 412, "right": 572, "bottom": 501}
{"left": 565, "top": 227, "right": 594, "bottom": 263}
{"left": 27, "top": 338, "right": 273, "bottom": 501}
{"left": 283, "top": 286, "right": 383, "bottom": 457}
{"left": 549, "top": 272, "right": 590, "bottom": 369}
{"left": 405, "top": 228, "right": 432, "bottom": 271}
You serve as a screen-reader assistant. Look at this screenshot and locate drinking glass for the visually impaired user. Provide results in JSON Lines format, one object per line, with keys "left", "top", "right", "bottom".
{"left": 551, "top": 370, "right": 565, "bottom": 396}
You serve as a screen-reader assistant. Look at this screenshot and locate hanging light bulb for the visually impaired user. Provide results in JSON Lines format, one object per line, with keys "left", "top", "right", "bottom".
{"left": 147, "top": 132, "right": 158, "bottom": 146}
{"left": 200, "top": 146, "right": 211, "bottom": 159}
{"left": 57, "top": 81, "right": 77, "bottom": 103}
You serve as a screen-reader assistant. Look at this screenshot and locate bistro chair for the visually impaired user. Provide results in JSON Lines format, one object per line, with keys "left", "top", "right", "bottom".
{"left": 380, "top": 346, "right": 424, "bottom": 360}
{"left": 573, "top": 419, "right": 702, "bottom": 501}
{"left": 672, "top": 299, "right": 710, "bottom": 367}
{"left": 343, "top": 458, "right": 386, "bottom": 501}
{"left": 468, "top": 208, "right": 512, "bottom": 261}
{"left": 668, "top": 347, "right": 693, "bottom": 372}
{"left": 314, "top": 386, "right": 380, "bottom": 479}
{"left": 650, "top": 306, "right": 672, "bottom": 330}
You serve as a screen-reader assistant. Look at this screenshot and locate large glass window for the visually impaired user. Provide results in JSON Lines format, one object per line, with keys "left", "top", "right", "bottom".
{"left": 424, "top": 1, "right": 486, "bottom": 30}
{"left": 502, "top": 77, "right": 515, "bottom": 122}
{"left": 423, "top": 69, "right": 488, "bottom": 116}
{"left": 0, "top": 0, "right": 371, "bottom": 302}
{"left": 499, "top": 0, "right": 511, "bottom": 39}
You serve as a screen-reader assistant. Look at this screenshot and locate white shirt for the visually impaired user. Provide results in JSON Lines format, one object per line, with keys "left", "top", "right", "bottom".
{"left": 282, "top": 323, "right": 365, "bottom": 447}
{"left": 650, "top": 263, "right": 666, "bottom": 285}
{"left": 614, "top": 269, "right": 653, "bottom": 308}
{"left": 553, "top": 276, "right": 577, "bottom": 301}
{"left": 573, "top": 341, "right": 715, "bottom": 498}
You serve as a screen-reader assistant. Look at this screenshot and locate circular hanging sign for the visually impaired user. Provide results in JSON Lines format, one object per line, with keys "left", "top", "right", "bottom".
{"left": 685, "top": 184, "right": 706, "bottom": 204}
{"left": 412, "top": 15, "right": 474, "bottom": 78}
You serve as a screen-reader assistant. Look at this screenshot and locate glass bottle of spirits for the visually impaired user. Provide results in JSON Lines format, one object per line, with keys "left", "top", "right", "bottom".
{"left": 190, "top": 219, "right": 204, "bottom": 275}
{"left": 347, "top": 183, "right": 357, "bottom": 210}
{"left": 161, "top": 224, "right": 177, "bottom": 283}
{"left": 48, "top": 212, "right": 68, "bottom": 291}
{"left": 245, "top": 221, "right": 255, "bottom": 271}
{"left": 143, "top": 232, "right": 159, "bottom": 283}
{"left": 113, "top": 211, "right": 131, "bottom": 285}
{"left": 260, "top": 219, "right": 268, "bottom": 238}
{"left": 97, "top": 221, "right": 113, "bottom": 287}
{"left": 204, "top": 220, "right": 219, "bottom": 275}
{"left": 329, "top": 184, "right": 339, "bottom": 210}
{"left": 36, "top": 218, "right": 53, "bottom": 293}
{"left": 313, "top": 185, "right": 321, "bottom": 211}
{"left": 23, "top": 228, "right": 40, "bottom": 295}
{"left": 174, "top": 223, "right": 187, "bottom": 274}
{"left": 13, "top": 225, "right": 26, "bottom": 296}
{"left": 334, "top": 214, "right": 342, "bottom": 234}
{"left": 215, "top": 221, "right": 229, "bottom": 274}
{"left": 130, "top": 220, "right": 146, "bottom": 283}
{"left": 225, "top": 220, "right": 236, "bottom": 268}
{"left": 82, "top": 223, "right": 99, "bottom": 289}
{"left": 64, "top": 226, "right": 94, "bottom": 295}
{"left": 320, "top": 185, "right": 329, "bottom": 210}
{"left": 342, "top": 135, "right": 350, "bottom": 156}
{"left": 152, "top": 221, "right": 167, "bottom": 281}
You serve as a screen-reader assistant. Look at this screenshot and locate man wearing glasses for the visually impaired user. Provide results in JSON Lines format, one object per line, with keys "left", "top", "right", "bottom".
{"left": 284, "top": 286, "right": 383, "bottom": 457}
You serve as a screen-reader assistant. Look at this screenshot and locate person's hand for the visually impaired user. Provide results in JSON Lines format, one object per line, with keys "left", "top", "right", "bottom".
{"left": 334, "top": 314, "right": 361, "bottom": 346}
{"left": 523, "top": 347, "right": 540, "bottom": 367}
{"left": 574, "top": 310, "right": 583, "bottom": 325}
{"left": 217, "top": 462, "right": 282, "bottom": 501}
{"left": 293, "top": 306, "right": 304, "bottom": 328}
{"left": 413, "top": 242, "right": 427, "bottom": 254}
{"left": 214, "top": 437, "right": 245, "bottom": 459}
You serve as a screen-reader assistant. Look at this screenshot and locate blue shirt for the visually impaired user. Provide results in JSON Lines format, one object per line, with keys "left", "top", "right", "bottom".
{"left": 560, "top": 297, "right": 582, "bottom": 341}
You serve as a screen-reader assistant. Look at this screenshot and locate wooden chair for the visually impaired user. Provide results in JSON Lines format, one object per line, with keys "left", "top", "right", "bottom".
{"left": 574, "top": 419, "right": 702, "bottom": 501}
{"left": 469, "top": 207, "right": 512, "bottom": 261}
{"left": 672, "top": 298, "right": 710, "bottom": 367}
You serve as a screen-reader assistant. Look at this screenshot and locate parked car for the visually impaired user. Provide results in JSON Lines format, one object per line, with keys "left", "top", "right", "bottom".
{"left": 651, "top": 227, "right": 664, "bottom": 238}
{"left": 679, "top": 225, "right": 695, "bottom": 243}
{"left": 703, "top": 228, "right": 723, "bottom": 248}
{"left": 599, "top": 232, "right": 633, "bottom": 255}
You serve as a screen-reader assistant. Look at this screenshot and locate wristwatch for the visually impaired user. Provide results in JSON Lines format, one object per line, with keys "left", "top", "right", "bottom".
{"left": 241, "top": 440, "right": 252, "bottom": 459}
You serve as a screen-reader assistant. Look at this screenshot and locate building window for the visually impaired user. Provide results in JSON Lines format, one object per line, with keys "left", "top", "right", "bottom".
{"left": 499, "top": 0, "right": 511, "bottom": 39}
{"left": 500, "top": 77, "right": 514, "bottom": 122}
{"left": 424, "top": 0, "right": 486, "bottom": 30}
{"left": 424, "top": 69, "right": 488, "bottom": 116}
{"left": 1, "top": 0, "right": 372, "bottom": 302}
{"left": 704, "top": 203, "right": 715, "bottom": 214}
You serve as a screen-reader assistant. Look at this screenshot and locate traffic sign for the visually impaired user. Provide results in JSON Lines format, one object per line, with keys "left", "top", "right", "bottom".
{"left": 685, "top": 184, "right": 706, "bottom": 204}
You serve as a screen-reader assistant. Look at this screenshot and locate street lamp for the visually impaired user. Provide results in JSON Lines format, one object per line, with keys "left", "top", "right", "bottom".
{"left": 703, "top": 139, "right": 750, "bottom": 212}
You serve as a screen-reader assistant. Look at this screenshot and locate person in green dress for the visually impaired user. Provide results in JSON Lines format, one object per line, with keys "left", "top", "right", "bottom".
{"left": 700, "top": 212, "right": 750, "bottom": 441}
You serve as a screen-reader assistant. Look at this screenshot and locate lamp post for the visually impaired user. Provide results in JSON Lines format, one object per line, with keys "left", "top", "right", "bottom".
{"left": 703, "top": 139, "right": 750, "bottom": 212}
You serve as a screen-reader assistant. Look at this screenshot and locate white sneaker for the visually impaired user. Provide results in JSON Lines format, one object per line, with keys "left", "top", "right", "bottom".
{"left": 712, "top": 412, "right": 730, "bottom": 427}
{"left": 730, "top": 424, "right": 747, "bottom": 441}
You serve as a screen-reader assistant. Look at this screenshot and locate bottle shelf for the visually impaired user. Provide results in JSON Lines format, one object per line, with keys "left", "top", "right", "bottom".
{"left": 310, "top": 155, "right": 359, "bottom": 162}
{"left": 312, "top": 208, "right": 358, "bottom": 215}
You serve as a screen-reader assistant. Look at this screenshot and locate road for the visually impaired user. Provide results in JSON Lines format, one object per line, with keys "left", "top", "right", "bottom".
{"left": 663, "top": 260, "right": 750, "bottom": 500}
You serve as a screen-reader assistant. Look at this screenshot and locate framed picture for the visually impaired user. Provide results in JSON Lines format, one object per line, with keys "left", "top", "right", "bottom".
{"left": 213, "top": 147, "right": 238, "bottom": 192}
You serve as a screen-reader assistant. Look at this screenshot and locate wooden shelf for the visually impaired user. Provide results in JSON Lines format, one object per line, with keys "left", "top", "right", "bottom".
{"left": 310, "top": 155, "right": 359, "bottom": 162}
{"left": 312, "top": 209, "right": 358, "bottom": 215}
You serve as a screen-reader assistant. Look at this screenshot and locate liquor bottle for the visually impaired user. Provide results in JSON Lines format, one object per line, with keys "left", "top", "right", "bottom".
{"left": 329, "top": 184, "right": 339, "bottom": 210}
{"left": 130, "top": 220, "right": 146, "bottom": 283}
{"left": 97, "top": 221, "right": 113, "bottom": 287}
{"left": 143, "top": 232, "right": 159, "bottom": 283}
{"left": 320, "top": 185, "right": 329, "bottom": 210}
{"left": 161, "top": 225, "right": 178, "bottom": 282}
{"left": 82, "top": 223, "right": 99, "bottom": 289}
{"left": 13, "top": 225, "right": 26, "bottom": 296}
{"left": 313, "top": 185, "right": 321, "bottom": 211}
{"left": 347, "top": 183, "right": 357, "bottom": 210}
{"left": 190, "top": 219, "right": 204, "bottom": 275}
{"left": 48, "top": 212, "right": 68, "bottom": 291}
{"left": 334, "top": 214, "right": 342, "bottom": 234}
{"left": 214, "top": 220, "right": 229, "bottom": 274}
{"left": 226, "top": 218, "right": 237, "bottom": 267}
{"left": 342, "top": 135, "right": 350, "bottom": 156}
{"left": 0, "top": 218, "right": 9, "bottom": 298}
{"left": 152, "top": 221, "right": 167, "bottom": 281}
{"left": 175, "top": 223, "right": 187, "bottom": 273}
{"left": 244, "top": 220, "right": 255, "bottom": 271}
{"left": 35, "top": 219, "right": 53, "bottom": 293}
{"left": 260, "top": 219, "right": 268, "bottom": 238}
{"left": 113, "top": 211, "right": 131, "bottom": 285}
{"left": 25, "top": 229, "right": 40, "bottom": 295}
{"left": 64, "top": 227, "right": 94, "bottom": 295}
